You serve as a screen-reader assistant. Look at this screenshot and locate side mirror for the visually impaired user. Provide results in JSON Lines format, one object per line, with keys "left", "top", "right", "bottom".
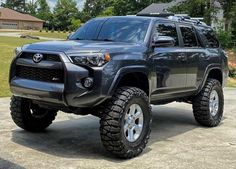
{"left": 152, "top": 35, "right": 175, "bottom": 47}
{"left": 67, "top": 32, "right": 74, "bottom": 40}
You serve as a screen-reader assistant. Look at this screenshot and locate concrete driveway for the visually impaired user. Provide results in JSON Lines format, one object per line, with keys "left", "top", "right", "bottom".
{"left": 0, "top": 88, "right": 236, "bottom": 169}
{"left": 0, "top": 32, "right": 62, "bottom": 40}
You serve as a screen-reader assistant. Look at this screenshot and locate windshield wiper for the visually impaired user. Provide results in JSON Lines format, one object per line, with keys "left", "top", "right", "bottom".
{"left": 74, "top": 37, "right": 85, "bottom": 40}
{"left": 92, "top": 38, "right": 115, "bottom": 42}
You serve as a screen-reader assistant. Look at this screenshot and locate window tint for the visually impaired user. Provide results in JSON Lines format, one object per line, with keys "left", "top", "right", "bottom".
{"left": 70, "top": 19, "right": 104, "bottom": 40}
{"left": 180, "top": 26, "right": 198, "bottom": 47}
{"left": 156, "top": 22, "right": 179, "bottom": 46}
{"left": 71, "top": 18, "right": 151, "bottom": 43}
{"left": 98, "top": 18, "right": 150, "bottom": 43}
{"left": 197, "top": 27, "right": 219, "bottom": 48}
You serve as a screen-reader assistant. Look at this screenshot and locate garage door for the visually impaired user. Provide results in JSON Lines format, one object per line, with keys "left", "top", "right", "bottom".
{"left": 0, "top": 22, "right": 18, "bottom": 29}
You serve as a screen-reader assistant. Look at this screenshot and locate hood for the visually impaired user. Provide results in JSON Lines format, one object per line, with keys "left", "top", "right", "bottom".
{"left": 24, "top": 40, "right": 146, "bottom": 54}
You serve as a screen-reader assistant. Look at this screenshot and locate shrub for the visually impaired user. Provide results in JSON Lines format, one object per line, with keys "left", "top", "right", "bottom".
{"left": 217, "top": 29, "right": 233, "bottom": 49}
{"left": 233, "top": 48, "right": 236, "bottom": 53}
{"left": 39, "top": 30, "right": 42, "bottom": 32}
{"left": 229, "top": 66, "right": 236, "bottom": 78}
{"left": 229, "top": 62, "right": 236, "bottom": 78}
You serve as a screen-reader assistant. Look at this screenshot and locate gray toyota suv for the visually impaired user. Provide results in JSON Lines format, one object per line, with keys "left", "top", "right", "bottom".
{"left": 9, "top": 16, "right": 228, "bottom": 158}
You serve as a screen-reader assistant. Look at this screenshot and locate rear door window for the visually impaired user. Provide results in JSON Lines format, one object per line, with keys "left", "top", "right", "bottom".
{"left": 179, "top": 26, "right": 198, "bottom": 47}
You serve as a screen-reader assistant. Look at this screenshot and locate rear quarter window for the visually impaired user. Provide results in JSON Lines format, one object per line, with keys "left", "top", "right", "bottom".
{"left": 196, "top": 27, "right": 219, "bottom": 48}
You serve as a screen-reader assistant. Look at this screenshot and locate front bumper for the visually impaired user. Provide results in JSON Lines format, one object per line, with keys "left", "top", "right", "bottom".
{"left": 9, "top": 50, "right": 112, "bottom": 108}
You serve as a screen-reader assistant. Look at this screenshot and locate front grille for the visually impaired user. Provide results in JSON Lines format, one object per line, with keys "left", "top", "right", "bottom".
{"left": 20, "top": 52, "right": 61, "bottom": 62}
{"left": 16, "top": 66, "right": 64, "bottom": 83}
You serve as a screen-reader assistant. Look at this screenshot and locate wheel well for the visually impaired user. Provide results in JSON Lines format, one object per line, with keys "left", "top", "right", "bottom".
{"left": 117, "top": 73, "right": 149, "bottom": 95}
{"left": 207, "top": 69, "right": 223, "bottom": 85}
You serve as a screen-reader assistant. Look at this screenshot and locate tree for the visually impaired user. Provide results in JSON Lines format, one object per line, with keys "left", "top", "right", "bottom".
{"left": 53, "top": 0, "right": 79, "bottom": 30}
{"left": 37, "top": 0, "right": 52, "bottom": 22}
{"left": 170, "top": 0, "right": 217, "bottom": 25}
{"left": 82, "top": 0, "right": 171, "bottom": 20}
{"left": 83, "top": 0, "right": 113, "bottom": 18}
{"left": 218, "top": 0, "right": 236, "bottom": 31}
{"left": 25, "top": 0, "right": 37, "bottom": 16}
{"left": 98, "top": 6, "right": 114, "bottom": 17}
{"left": 2, "top": 0, "right": 26, "bottom": 12}
{"left": 70, "top": 18, "right": 81, "bottom": 30}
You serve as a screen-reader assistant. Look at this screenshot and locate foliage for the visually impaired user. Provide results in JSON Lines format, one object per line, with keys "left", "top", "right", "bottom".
{"left": 1, "top": 0, "right": 236, "bottom": 40}
{"left": 83, "top": 0, "right": 113, "bottom": 18}
{"left": 70, "top": 18, "right": 81, "bottom": 31}
{"left": 229, "top": 66, "right": 236, "bottom": 78}
{"left": 83, "top": 0, "right": 172, "bottom": 18}
{"left": 233, "top": 48, "right": 236, "bottom": 53}
{"left": 25, "top": 0, "right": 37, "bottom": 16}
{"left": 98, "top": 7, "right": 114, "bottom": 17}
{"left": 218, "top": 0, "right": 236, "bottom": 31}
{"left": 216, "top": 29, "right": 233, "bottom": 48}
{"left": 2, "top": 0, "right": 26, "bottom": 12}
{"left": 37, "top": 0, "right": 52, "bottom": 22}
{"left": 53, "top": 0, "right": 79, "bottom": 31}
{"left": 170, "top": 0, "right": 217, "bottom": 25}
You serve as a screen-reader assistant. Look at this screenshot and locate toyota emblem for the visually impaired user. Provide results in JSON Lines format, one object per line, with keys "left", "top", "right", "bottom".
{"left": 33, "top": 53, "right": 43, "bottom": 63}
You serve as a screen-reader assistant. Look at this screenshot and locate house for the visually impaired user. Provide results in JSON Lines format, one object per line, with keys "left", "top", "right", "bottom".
{"left": 137, "top": 0, "right": 185, "bottom": 17}
{"left": 0, "top": 8, "right": 44, "bottom": 30}
{"left": 137, "top": 0, "right": 225, "bottom": 30}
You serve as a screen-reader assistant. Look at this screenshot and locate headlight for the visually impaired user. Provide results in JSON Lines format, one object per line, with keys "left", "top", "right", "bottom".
{"left": 69, "top": 53, "right": 111, "bottom": 67}
{"left": 15, "top": 47, "right": 22, "bottom": 56}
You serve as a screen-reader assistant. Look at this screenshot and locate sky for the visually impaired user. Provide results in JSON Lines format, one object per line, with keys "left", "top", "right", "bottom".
{"left": 0, "top": 0, "right": 85, "bottom": 11}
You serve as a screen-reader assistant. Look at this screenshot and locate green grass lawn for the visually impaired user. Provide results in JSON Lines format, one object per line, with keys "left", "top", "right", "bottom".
{"left": 22, "top": 31, "right": 68, "bottom": 39}
{"left": 0, "top": 36, "right": 44, "bottom": 97}
{"left": 227, "top": 78, "right": 236, "bottom": 87}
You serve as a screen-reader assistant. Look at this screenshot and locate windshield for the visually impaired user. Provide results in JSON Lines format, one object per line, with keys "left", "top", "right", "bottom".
{"left": 70, "top": 17, "right": 151, "bottom": 43}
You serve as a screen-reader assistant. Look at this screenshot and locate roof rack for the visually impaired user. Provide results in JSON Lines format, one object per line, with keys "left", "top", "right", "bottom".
{"left": 168, "top": 16, "right": 207, "bottom": 26}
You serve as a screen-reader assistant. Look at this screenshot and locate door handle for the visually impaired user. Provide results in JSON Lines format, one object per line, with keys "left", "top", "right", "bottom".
{"left": 199, "top": 53, "right": 209, "bottom": 59}
{"left": 177, "top": 53, "right": 187, "bottom": 61}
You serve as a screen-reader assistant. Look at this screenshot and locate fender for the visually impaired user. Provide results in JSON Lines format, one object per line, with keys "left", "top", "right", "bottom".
{"left": 107, "top": 65, "right": 150, "bottom": 96}
{"left": 197, "top": 63, "right": 222, "bottom": 94}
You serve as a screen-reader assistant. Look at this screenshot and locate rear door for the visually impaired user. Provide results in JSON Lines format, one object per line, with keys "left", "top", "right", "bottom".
{"left": 150, "top": 21, "right": 187, "bottom": 100}
{"left": 177, "top": 24, "right": 204, "bottom": 90}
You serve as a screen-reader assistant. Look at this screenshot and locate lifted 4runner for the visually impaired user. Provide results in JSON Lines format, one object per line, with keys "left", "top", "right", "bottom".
{"left": 9, "top": 16, "right": 228, "bottom": 158}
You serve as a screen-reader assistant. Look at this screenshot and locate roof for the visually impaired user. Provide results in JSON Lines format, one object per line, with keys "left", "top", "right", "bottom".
{"left": 0, "top": 8, "right": 44, "bottom": 22}
{"left": 137, "top": 0, "right": 186, "bottom": 15}
{"left": 138, "top": 0, "right": 222, "bottom": 16}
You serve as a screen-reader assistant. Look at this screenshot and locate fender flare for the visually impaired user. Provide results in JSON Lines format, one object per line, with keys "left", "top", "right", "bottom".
{"left": 107, "top": 65, "right": 150, "bottom": 96}
{"left": 198, "top": 64, "right": 222, "bottom": 93}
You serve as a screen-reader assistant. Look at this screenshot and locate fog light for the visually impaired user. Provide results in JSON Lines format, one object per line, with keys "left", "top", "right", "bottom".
{"left": 83, "top": 77, "right": 94, "bottom": 88}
